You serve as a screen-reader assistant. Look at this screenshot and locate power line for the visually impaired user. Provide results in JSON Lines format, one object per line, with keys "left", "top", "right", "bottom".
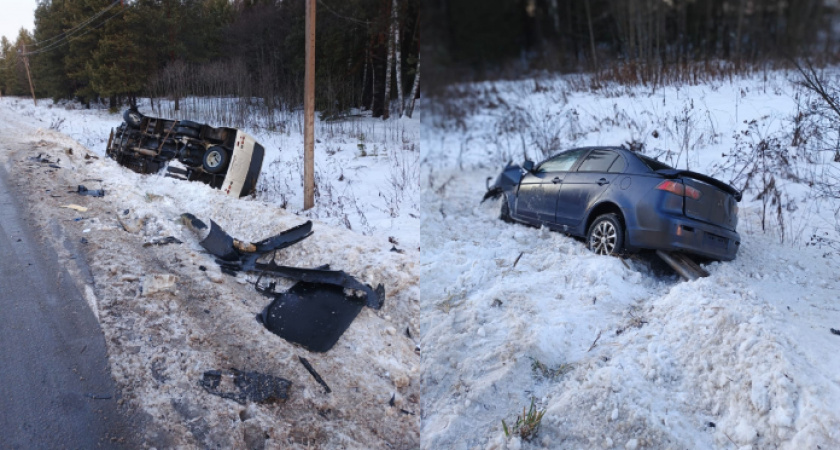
{"left": 317, "top": 0, "right": 370, "bottom": 26}
{"left": 30, "top": 0, "right": 121, "bottom": 48}
{"left": 24, "top": 5, "right": 128, "bottom": 56}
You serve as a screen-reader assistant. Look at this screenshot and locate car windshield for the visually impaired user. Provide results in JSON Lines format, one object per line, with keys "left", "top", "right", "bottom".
{"left": 637, "top": 154, "right": 674, "bottom": 172}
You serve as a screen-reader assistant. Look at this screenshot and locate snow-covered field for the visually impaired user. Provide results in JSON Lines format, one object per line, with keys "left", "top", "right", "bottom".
{"left": 0, "top": 98, "right": 419, "bottom": 448}
{"left": 421, "top": 72, "right": 840, "bottom": 448}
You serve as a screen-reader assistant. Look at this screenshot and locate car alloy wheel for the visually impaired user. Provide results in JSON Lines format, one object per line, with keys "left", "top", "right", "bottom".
{"left": 587, "top": 213, "right": 624, "bottom": 256}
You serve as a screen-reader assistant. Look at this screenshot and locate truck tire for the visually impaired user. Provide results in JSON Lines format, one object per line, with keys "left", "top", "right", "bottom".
{"left": 175, "top": 126, "right": 200, "bottom": 139}
{"left": 123, "top": 109, "right": 144, "bottom": 128}
{"left": 202, "top": 146, "right": 229, "bottom": 174}
{"left": 178, "top": 120, "right": 202, "bottom": 130}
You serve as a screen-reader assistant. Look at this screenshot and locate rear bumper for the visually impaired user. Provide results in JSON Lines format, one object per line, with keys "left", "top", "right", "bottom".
{"left": 627, "top": 214, "right": 740, "bottom": 261}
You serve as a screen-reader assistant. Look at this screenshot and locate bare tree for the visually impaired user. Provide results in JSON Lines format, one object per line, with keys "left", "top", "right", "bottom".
{"left": 382, "top": 0, "right": 394, "bottom": 119}
{"left": 406, "top": 52, "right": 419, "bottom": 118}
{"left": 393, "top": 0, "right": 404, "bottom": 117}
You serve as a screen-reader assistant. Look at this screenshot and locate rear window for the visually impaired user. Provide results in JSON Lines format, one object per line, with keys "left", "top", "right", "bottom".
{"left": 637, "top": 154, "right": 674, "bottom": 172}
{"left": 577, "top": 149, "right": 619, "bottom": 172}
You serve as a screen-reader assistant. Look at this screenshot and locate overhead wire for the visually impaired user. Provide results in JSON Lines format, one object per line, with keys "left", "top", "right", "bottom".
{"left": 317, "top": 0, "right": 370, "bottom": 26}
{"left": 29, "top": 0, "right": 121, "bottom": 49}
{"left": 23, "top": 4, "right": 128, "bottom": 56}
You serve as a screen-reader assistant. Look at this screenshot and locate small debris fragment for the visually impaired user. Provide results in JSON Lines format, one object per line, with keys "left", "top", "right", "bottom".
{"left": 831, "top": 328, "right": 840, "bottom": 336}
{"left": 79, "top": 238, "right": 88, "bottom": 244}
{"left": 707, "top": 422, "right": 716, "bottom": 428}
{"left": 200, "top": 369, "right": 291, "bottom": 405}
{"left": 142, "top": 236, "right": 183, "bottom": 247}
{"left": 199, "top": 265, "right": 207, "bottom": 271}
{"left": 86, "top": 393, "right": 112, "bottom": 400}
{"left": 74, "top": 185, "right": 105, "bottom": 197}
{"left": 298, "top": 356, "right": 331, "bottom": 394}
{"left": 513, "top": 252, "right": 524, "bottom": 268}
{"left": 61, "top": 204, "right": 88, "bottom": 212}
{"left": 390, "top": 245, "right": 404, "bottom": 253}
{"left": 491, "top": 299, "right": 503, "bottom": 307}
{"left": 141, "top": 274, "right": 178, "bottom": 296}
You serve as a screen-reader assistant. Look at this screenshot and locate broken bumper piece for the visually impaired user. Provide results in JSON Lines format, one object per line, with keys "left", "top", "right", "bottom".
{"left": 200, "top": 369, "right": 291, "bottom": 405}
{"left": 200, "top": 219, "right": 314, "bottom": 271}
{"left": 253, "top": 261, "right": 385, "bottom": 310}
{"left": 257, "top": 281, "right": 366, "bottom": 353}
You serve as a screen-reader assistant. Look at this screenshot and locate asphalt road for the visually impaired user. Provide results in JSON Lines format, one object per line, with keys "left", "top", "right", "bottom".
{"left": 0, "top": 164, "right": 137, "bottom": 448}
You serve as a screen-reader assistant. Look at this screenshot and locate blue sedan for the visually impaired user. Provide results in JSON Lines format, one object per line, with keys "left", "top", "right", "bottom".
{"left": 483, "top": 147, "right": 742, "bottom": 261}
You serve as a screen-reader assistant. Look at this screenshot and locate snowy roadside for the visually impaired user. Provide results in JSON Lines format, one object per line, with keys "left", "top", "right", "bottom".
{"left": 0, "top": 99, "right": 420, "bottom": 448}
{"left": 0, "top": 97, "right": 419, "bottom": 250}
{"left": 420, "top": 73, "right": 840, "bottom": 449}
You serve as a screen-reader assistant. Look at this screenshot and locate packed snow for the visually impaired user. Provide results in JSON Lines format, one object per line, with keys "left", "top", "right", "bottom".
{"left": 421, "top": 71, "right": 840, "bottom": 449}
{"left": 0, "top": 98, "right": 419, "bottom": 448}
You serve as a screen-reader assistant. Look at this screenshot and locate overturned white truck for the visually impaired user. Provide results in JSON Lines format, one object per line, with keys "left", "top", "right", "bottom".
{"left": 106, "top": 109, "right": 264, "bottom": 197}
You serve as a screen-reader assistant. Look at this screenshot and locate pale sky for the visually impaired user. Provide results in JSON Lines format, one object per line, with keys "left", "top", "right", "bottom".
{"left": 0, "top": 0, "right": 36, "bottom": 42}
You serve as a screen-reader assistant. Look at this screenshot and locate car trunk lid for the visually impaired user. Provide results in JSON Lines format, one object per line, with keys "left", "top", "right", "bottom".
{"left": 656, "top": 169, "right": 740, "bottom": 231}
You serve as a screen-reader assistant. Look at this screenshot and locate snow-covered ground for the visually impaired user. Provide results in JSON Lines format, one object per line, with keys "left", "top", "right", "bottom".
{"left": 0, "top": 97, "right": 419, "bottom": 448}
{"left": 421, "top": 72, "right": 840, "bottom": 449}
{"left": 0, "top": 96, "right": 419, "bottom": 250}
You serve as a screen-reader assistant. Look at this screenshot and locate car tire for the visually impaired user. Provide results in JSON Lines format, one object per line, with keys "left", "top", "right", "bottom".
{"left": 587, "top": 213, "right": 624, "bottom": 256}
{"left": 178, "top": 120, "right": 202, "bottom": 130}
{"left": 500, "top": 197, "right": 515, "bottom": 223}
{"left": 202, "top": 146, "right": 229, "bottom": 174}
{"left": 123, "top": 109, "right": 144, "bottom": 128}
{"left": 175, "top": 126, "right": 200, "bottom": 139}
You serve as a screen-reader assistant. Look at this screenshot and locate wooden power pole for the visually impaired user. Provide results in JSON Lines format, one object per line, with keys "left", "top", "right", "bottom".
{"left": 20, "top": 43, "right": 37, "bottom": 106}
{"left": 303, "top": 0, "right": 316, "bottom": 210}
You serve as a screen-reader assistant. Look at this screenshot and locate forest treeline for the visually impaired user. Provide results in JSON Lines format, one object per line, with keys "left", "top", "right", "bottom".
{"left": 425, "top": 0, "right": 838, "bottom": 86}
{"left": 0, "top": 0, "right": 419, "bottom": 118}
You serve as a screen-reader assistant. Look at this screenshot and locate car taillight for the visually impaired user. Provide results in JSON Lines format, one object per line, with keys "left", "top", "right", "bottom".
{"left": 656, "top": 180, "right": 684, "bottom": 196}
{"left": 684, "top": 185, "right": 702, "bottom": 200}
{"left": 656, "top": 180, "right": 702, "bottom": 200}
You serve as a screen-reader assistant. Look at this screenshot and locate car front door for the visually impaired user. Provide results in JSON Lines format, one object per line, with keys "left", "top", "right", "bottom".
{"left": 515, "top": 149, "right": 588, "bottom": 223}
{"left": 555, "top": 149, "right": 626, "bottom": 227}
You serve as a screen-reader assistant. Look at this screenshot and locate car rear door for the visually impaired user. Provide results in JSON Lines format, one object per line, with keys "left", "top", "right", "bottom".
{"left": 555, "top": 149, "right": 625, "bottom": 227}
{"left": 515, "top": 149, "right": 587, "bottom": 222}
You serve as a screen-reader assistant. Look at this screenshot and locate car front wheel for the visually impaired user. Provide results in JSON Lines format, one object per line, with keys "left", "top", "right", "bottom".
{"left": 587, "top": 213, "right": 624, "bottom": 256}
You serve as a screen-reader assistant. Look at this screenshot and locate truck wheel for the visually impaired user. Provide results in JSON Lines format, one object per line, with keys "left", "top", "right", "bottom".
{"left": 202, "top": 146, "right": 229, "bottom": 174}
{"left": 175, "top": 126, "right": 200, "bottom": 139}
{"left": 178, "top": 120, "right": 202, "bottom": 130}
{"left": 123, "top": 109, "right": 144, "bottom": 128}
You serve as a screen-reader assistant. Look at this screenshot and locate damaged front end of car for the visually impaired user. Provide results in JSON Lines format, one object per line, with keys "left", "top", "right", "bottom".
{"left": 481, "top": 160, "right": 529, "bottom": 203}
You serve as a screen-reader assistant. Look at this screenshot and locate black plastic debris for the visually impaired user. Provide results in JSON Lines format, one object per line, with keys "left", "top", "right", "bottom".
{"left": 257, "top": 281, "right": 365, "bottom": 353}
{"left": 74, "top": 185, "right": 105, "bottom": 197}
{"left": 388, "top": 393, "right": 415, "bottom": 415}
{"left": 253, "top": 261, "right": 384, "bottom": 310}
{"left": 186, "top": 214, "right": 313, "bottom": 271}
{"left": 142, "top": 236, "right": 183, "bottom": 247}
{"left": 831, "top": 328, "right": 840, "bottom": 336}
{"left": 200, "top": 369, "right": 291, "bottom": 405}
{"left": 298, "top": 356, "right": 331, "bottom": 393}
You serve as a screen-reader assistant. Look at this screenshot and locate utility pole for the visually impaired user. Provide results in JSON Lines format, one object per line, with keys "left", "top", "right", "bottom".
{"left": 20, "top": 43, "right": 36, "bottom": 106}
{"left": 303, "top": 0, "right": 316, "bottom": 210}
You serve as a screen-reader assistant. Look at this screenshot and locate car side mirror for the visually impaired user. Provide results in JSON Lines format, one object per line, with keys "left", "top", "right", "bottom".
{"left": 522, "top": 160, "right": 535, "bottom": 172}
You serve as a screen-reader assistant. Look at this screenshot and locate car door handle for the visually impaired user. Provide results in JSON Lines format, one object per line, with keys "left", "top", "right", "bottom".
{"left": 552, "top": 177, "right": 561, "bottom": 184}
{"left": 597, "top": 178, "right": 609, "bottom": 186}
